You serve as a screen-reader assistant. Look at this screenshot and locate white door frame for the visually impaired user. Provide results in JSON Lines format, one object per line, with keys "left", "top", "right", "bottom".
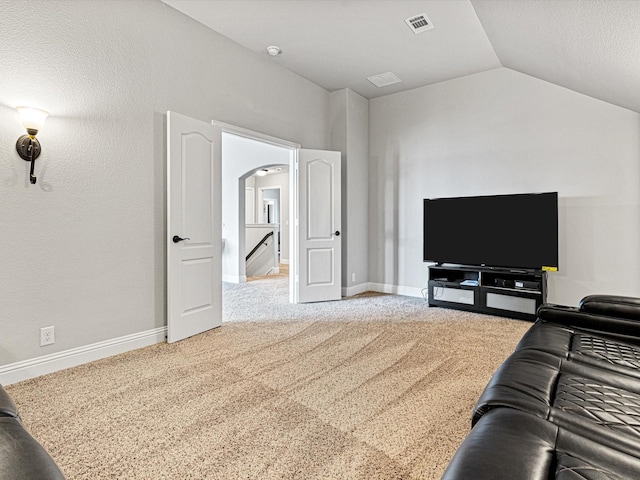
{"left": 264, "top": 199, "right": 275, "bottom": 223}
{"left": 257, "top": 186, "right": 281, "bottom": 225}
{"left": 214, "top": 121, "right": 299, "bottom": 303}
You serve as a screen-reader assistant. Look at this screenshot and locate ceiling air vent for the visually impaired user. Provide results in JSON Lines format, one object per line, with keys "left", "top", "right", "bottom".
{"left": 367, "top": 72, "right": 402, "bottom": 88}
{"left": 405, "top": 13, "right": 434, "bottom": 34}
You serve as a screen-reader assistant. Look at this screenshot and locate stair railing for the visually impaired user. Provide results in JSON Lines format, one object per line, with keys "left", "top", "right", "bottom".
{"left": 246, "top": 231, "right": 274, "bottom": 261}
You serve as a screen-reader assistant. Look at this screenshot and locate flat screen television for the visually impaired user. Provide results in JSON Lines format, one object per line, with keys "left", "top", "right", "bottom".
{"left": 423, "top": 192, "right": 558, "bottom": 271}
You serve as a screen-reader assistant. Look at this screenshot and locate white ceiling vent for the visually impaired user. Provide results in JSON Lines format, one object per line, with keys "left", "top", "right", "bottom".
{"left": 405, "top": 13, "right": 434, "bottom": 34}
{"left": 367, "top": 72, "right": 402, "bottom": 88}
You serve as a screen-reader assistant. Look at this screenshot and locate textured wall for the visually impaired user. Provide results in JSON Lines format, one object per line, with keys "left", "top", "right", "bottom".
{"left": 369, "top": 68, "right": 640, "bottom": 305}
{"left": 329, "top": 89, "right": 369, "bottom": 294}
{"left": 345, "top": 90, "right": 370, "bottom": 293}
{"left": 0, "top": 0, "right": 328, "bottom": 366}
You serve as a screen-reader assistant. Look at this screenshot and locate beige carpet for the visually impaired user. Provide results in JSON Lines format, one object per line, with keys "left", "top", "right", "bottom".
{"left": 7, "top": 280, "right": 530, "bottom": 479}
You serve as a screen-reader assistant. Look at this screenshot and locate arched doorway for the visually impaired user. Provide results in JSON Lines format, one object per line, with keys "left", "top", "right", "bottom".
{"left": 244, "top": 165, "right": 289, "bottom": 279}
{"left": 220, "top": 130, "right": 296, "bottom": 292}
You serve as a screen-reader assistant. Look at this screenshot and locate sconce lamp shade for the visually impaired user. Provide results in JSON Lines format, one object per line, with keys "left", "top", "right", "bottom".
{"left": 15, "top": 106, "right": 48, "bottom": 184}
{"left": 16, "top": 106, "right": 48, "bottom": 133}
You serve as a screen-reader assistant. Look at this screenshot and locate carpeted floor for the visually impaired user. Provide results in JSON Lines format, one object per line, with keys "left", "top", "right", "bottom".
{"left": 225, "top": 274, "right": 459, "bottom": 324}
{"left": 7, "top": 277, "right": 530, "bottom": 479}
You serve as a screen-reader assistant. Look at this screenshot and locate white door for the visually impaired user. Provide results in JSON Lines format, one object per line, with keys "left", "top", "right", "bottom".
{"left": 167, "top": 111, "right": 222, "bottom": 343}
{"left": 295, "top": 149, "right": 341, "bottom": 303}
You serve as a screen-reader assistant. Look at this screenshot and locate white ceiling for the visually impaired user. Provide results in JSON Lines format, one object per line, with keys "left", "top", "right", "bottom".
{"left": 162, "top": 0, "right": 640, "bottom": 112}
{"left": 473, "top": 0, "right": 640, "bottom": 114}
{"left": 161, "top": 0, "right": 500, "bottom": 98}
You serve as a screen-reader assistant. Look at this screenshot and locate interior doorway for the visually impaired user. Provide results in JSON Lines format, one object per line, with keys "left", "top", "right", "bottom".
{"left": 246, "top": 173, "right": 288, "bottom": 278}
{"left": 259, "top": 188, "right": 279, "bottom": 225}
{"left": 219, "top": 126, "right": 298, "bottom": 309}
{"left": 219, "top": 122, "right": 342, "bottom": 308}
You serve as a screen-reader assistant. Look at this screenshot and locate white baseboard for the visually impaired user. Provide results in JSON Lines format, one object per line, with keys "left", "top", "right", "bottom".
{"left": 0, "top": 327, "right": 167, "bottom": 386}
{"left": 280, "top": 259, "right": 289, "bottom": 264}
{"left": 222, "top": 274, "right": 246, "bottom": 284}
{"left": 341, "top": 282, "right": 425, "bottom": 299}
{"left": 342, "top": 283, "right": 370, "bottom": 297}
{"left": 367, "top": 282, "right": 425, "bottom": 299}
{"left": 0, "top": 282, "right": 426, "bottom": 385}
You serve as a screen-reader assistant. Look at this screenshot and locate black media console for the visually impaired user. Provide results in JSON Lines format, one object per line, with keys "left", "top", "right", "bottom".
{"left": 428, "top": 265, "right": 547, "bottom": 321}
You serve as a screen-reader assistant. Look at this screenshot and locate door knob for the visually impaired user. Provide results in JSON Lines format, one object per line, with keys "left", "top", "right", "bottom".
{"left": 172, "top": 235, "right": 190, "bottom": 243}
{"left": 334, "top": 231, "right": 340, "bottom": 236}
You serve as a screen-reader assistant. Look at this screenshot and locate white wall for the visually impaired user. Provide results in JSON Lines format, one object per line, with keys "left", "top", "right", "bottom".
{"left": 0, "top": 0, "right": 328, "bottom": 368}
{"left": 245, "top": 178, "right": 256, "bottom": 224}
{"left": 330, "top": 89, "right": 370, "bottom": 295}
{"left": 222, "top": 133, "right": 292, "bottom": 283}
{"left": 255, "top": 172, "right": 290, "bottom": 262}
{"left": 369, "top": 68, "right": 640, "bottom": 305}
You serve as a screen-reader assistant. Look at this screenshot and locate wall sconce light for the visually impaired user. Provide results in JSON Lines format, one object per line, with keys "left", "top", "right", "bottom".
{"left": 15, "top": 107, "right": 48, "bottom": 185}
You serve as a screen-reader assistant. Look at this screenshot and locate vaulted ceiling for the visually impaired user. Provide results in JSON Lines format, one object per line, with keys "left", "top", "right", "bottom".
{"left": 162, "top": 0, "right": 640, "bottom": 113}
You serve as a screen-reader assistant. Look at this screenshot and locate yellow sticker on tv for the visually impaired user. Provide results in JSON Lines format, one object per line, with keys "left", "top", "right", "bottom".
{"left": 542, "top": 266, "right": 558, "bottom": 272}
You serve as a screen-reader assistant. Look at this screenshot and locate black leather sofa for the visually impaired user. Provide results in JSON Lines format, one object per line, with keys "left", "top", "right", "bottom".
{"left": 442, "top": 295, "right": 640, "bottom": 479}
{"left": 0, "top": 383, "right": 65, "bottom": 479}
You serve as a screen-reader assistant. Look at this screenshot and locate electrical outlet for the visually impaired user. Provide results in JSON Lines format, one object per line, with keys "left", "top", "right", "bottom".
{"left": 40, "top": 326, "right": 55, "bottom": 346}
{"left": 352, "top": 273, "right": 356, "bottom": 283}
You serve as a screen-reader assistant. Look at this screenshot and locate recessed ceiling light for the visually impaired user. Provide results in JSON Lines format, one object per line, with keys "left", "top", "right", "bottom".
{"left": 266, "top": 45, "right": 282, "bottom": 56}
{"left": 256, "top": 169, "right": 268, "bottom": 176}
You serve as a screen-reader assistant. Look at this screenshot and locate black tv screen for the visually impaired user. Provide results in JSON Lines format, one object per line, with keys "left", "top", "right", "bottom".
{"left": 423, "top": 192, "right": 558, "bottom": 271}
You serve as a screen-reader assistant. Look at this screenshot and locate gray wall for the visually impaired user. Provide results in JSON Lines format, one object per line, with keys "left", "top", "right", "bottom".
{"left": 330, "top": 89, "right": 370, "bottom": 295}
{"left": 3, "top": 0, "right": 638, "bottom": 372}
{"left": 0, "top": 0, "right": 329, "bottom": 366}
{"left": 369, "top": 67, "right": 640, "bottom": 305}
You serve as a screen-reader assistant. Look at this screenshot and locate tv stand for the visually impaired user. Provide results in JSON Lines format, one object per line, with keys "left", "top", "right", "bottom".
{"left": 428, "top": 265, "right": 547, "bottom": 321}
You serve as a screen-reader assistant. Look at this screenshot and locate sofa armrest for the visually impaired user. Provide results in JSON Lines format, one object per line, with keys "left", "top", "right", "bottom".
{"left": 442, "top": 409, "right": 556, "bottom": 480}
{"left": 579, "top": 295, "right": 640, "bottom": 321}
{"left": 538, "top": 304, "right": 640, "bottom": 339}
{"left": 0, "top": 417, "right": 66, "bottom": 479}
{"left": 0, "top": 384, "right": 19, "bottom": 417}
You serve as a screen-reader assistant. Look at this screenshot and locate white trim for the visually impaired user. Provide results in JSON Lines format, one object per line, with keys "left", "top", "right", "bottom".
{"left": 0, "top": 327, "right": 167, "bottom": 385}
{"left": 367, "top": 282, "right": 424, "bottom": 298}
{"left": 214, "top": 121, "right": 301, "bottom": 150}
{"left": 342, "top": 283, "right": 370, "bottom": 297}
{"left": 280, "top": 259, "right": 289, "bottom": 264}
{"left": 222, "top": 274, "right": 246, "bottom": 284}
